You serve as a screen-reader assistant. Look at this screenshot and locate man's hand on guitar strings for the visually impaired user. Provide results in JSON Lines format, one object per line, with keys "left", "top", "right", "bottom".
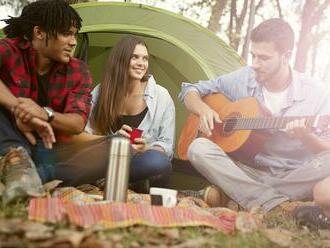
{"left": 284, "top": 118, "right": 330, "bottom": 152}
{"left": 198, "top": 106, "right": 222, "bottom": 137}
{"left": 284, "top": 118, "right": 312, "bottom": 139}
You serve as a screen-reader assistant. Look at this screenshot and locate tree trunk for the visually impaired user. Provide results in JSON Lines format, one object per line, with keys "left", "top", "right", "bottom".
{"left": 241, "top": 0, "right": 256, "bottom": 61}
{"left": 233, "top": 0, "right": 249, "bottom": 50}
{"left": 228, "top": 0, "right": 236, "bottom": 48}
{"left": 255, "top": 0, "right": 264, "bottom": 11}
{"left": 294, "top": 0, "right": 330, "bottom": 72}
{"left": 207, "top": 0, "right": 228, "bottom": 32}
{"left": 275, "top": 0, "right": 283, "bottom": 18}
{"left": 228, "top": 0, "right": 249, "bottom": 51}
{"left": 294, "top": 0, "right": 315, "bottom": 72}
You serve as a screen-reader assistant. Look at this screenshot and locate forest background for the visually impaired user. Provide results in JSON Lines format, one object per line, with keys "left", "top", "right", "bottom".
{"left": 1, "top": 0, "right": 330, "bottom": 83}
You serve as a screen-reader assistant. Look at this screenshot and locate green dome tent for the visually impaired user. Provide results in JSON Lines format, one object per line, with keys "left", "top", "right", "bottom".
{"left": 72, "top": 2, "right": 243, "bottom": 157}
{"left": 0, "top": 2, "right": 243, "bottom": 158}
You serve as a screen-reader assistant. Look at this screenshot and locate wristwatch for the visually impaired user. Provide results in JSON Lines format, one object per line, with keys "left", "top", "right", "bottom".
{"left": 43, "top": 106, "right": 55, "bottom": 123}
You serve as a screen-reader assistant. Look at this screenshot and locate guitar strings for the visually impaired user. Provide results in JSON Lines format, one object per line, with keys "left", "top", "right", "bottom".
{"left": 223, "top": 116, "right": 315, "bottom": 130}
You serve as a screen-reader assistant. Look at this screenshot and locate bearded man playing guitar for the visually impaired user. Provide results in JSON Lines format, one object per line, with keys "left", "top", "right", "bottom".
{"left": 178, "top": 18, "right": 330, "bottom": 213}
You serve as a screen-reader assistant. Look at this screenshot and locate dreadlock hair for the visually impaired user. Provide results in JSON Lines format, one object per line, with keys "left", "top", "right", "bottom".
{"left": 3, "top": 0, "right": 82, "bottom": 42}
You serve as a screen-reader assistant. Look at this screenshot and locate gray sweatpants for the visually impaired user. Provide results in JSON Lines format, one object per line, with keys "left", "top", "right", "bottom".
{"left": 188, "top": 137, "right": 330, "bottom": 212}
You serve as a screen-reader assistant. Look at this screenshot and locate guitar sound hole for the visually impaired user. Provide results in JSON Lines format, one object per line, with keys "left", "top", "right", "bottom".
{"left": 223, "top": 117, "right": 237, "bottom": 135}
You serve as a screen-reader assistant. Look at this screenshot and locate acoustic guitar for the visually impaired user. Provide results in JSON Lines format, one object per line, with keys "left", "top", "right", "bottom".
{"left": 178, "top": 93, "right": 330, "bottom": 161}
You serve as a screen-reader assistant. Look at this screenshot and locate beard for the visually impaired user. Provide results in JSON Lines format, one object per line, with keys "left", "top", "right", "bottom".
{"left": 255, "top": 61, "right": 282, "bottom": 85}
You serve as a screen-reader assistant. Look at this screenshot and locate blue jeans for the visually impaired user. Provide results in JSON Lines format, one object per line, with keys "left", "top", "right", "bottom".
{"left": 130, "top": 149, "right": 172, "bottom": 186}
{"left": 36, "top": 142, "right": 171, "bottom": 187}
{"left": 0, "top": 107, "right": 30, "bottom": 156}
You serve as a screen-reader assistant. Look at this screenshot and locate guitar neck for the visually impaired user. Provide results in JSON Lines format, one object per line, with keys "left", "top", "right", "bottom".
{"left": 231, "top": 115, "right": 320, "bottom": 130}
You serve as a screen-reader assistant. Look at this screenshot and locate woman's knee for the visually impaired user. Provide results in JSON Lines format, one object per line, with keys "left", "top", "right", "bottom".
{"left": 146, "top": 150, "right": 171, "bottom": 173}
{"left": 314, "top": 177, "right": 330, "bottom": 207}
{"left": 134, "top": 149, "right": 171, "bottom": 174}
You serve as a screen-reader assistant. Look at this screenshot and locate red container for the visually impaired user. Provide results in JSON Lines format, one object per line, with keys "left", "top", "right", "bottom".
{"left": 129, "top": 128, "right": 143, "bottom": 144}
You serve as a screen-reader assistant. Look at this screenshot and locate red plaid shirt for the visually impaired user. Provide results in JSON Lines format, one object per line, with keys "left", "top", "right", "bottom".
{"left": 0, "top": 38, "right": 93, "bottom": 140}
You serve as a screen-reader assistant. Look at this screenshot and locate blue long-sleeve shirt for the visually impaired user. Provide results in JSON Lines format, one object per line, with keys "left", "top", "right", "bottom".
{"left": 179, "top": 66, "right": 330, "bottom": 175}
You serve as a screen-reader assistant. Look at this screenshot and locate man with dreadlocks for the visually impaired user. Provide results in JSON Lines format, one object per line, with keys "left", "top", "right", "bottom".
{"left": 0, "top": 0, "right": 110, "bottom": 203}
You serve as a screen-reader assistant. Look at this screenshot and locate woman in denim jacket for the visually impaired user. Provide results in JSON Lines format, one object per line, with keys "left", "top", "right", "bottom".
{"left": 85, "top": 35, "right": 175, "bottom": 191}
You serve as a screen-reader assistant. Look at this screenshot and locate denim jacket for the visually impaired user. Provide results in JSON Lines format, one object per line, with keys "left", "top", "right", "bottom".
{"left": 179, "top": 66, "right": 330, "bottom": 175}
{"left": 86, "top": 75, "right": 175, "bottom": 158}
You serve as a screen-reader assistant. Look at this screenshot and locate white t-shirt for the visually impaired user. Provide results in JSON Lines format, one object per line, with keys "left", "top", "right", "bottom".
{"left": 262, "top": 86, "right": 289, "bottom": 115}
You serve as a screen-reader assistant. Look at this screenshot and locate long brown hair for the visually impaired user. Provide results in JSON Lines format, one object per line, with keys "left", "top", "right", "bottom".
{"left": 91, "top": 35, "right": 149, "bottom": 134}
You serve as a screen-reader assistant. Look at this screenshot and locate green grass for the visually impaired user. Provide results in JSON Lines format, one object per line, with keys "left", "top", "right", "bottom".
{"left": 0, "top": 199, "right": 28, "bottom": 219}
{"left": 98, "top": 227, "right": 277, "bottom": 248}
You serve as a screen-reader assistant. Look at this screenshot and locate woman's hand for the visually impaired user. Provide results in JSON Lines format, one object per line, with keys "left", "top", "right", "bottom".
{"left": 116, "top": 125, "right": 149, "bottom": 153}
{"left": 132, "top": 137, "right": 148, "bottom": 153}
{"left": 116, "top": 124, "right": 132, "bottom": 138}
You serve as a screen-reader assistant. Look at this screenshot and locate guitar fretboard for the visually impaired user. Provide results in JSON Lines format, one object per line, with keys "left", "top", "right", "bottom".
{"left": 225, "top": 116, "right": 319, "bottom": 131}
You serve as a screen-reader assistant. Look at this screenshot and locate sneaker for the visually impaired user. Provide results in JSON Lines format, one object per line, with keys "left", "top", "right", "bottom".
{"left": 268, "top": 200, "right": 309, "bottom": 216}
{"left": 178, "top": 185, "right": 231, "bottom": 208}
{"left": 294, "top": 205, "right": 330, "bottom": 229}
{"left": 2, "top": 147, "right": 45, "bottom": 204}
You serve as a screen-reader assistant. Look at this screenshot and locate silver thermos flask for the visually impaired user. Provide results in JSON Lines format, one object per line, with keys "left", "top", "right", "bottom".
{"left": 104, "top": 136, "right": 131, "bottom": 202}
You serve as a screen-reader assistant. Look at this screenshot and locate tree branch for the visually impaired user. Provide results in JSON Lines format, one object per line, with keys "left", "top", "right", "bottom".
{"left": 207, "top": 0, "right": 229, "bottom": 32}
{"left": 311, "top": 0, "right": 330, "bottom": 26}
{"left": 255, "top": 0, "right": 264, "bottom": 12}
{"left": 237, "top": 0, "right": 249, "bottom": 28}
{"left": 275, "top": 0, "right": 283, "bottom": 18}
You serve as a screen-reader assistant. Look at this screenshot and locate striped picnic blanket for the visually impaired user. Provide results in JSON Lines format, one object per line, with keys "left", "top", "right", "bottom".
{"left": 28, "top": 187, "right": 237, "bottom": 234}
{"left": 29, "top": 198, "right": 236, "bottom": 233}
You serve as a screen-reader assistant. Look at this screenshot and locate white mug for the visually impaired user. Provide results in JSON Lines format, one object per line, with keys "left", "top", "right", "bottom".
{"left": 150, "top": 187, "right": 177, "bottom": 207}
